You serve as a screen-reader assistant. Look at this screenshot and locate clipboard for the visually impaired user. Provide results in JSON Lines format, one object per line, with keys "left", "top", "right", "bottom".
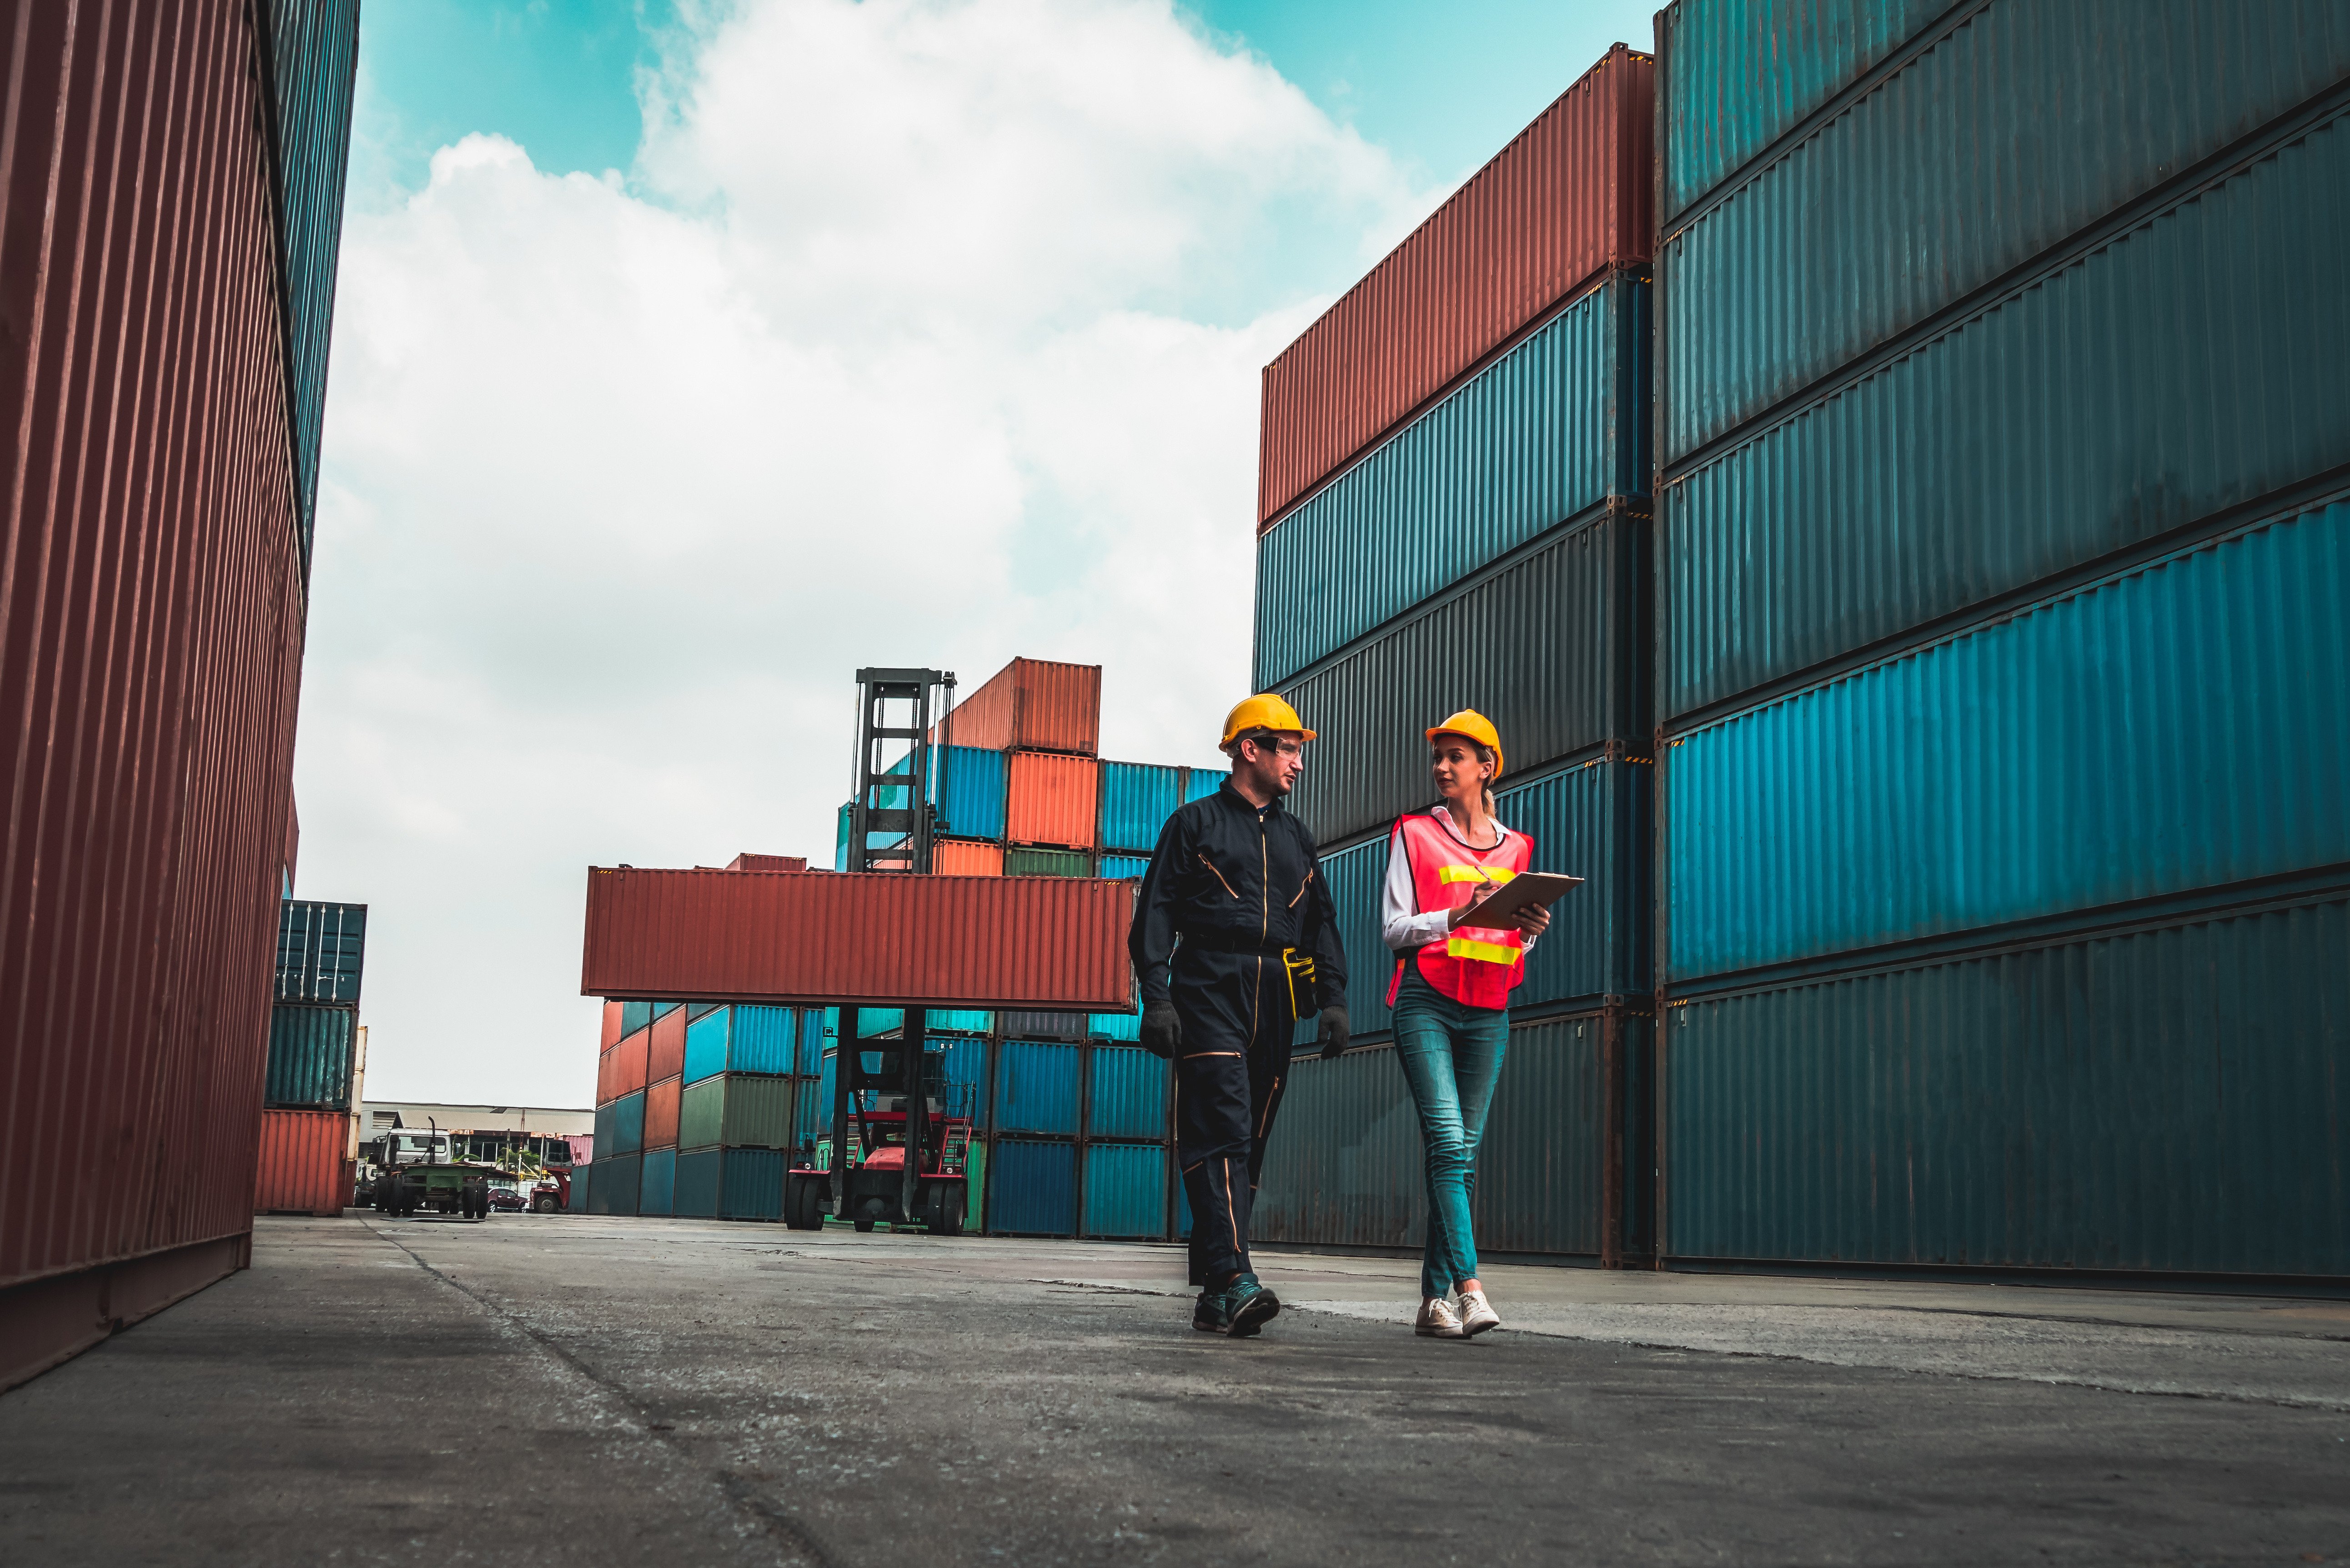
{"left": 1458, "top": 870, "right": 1583, "bottom": 926}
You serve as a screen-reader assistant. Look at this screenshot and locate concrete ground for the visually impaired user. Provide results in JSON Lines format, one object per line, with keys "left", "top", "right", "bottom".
{"left": 1, "top": 1215, "right": 2345, "bottom": 1567}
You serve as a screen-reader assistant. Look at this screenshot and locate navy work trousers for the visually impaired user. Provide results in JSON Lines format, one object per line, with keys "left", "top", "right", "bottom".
{"left": 1170, "top": 944, "right": 1296, "bottom": 1287}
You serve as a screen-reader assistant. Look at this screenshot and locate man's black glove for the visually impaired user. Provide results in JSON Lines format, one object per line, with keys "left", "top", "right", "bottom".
{"left": 1140, "top": 1001, "right": 1181, "bottom": 1060}
{"left": 1316, "top": 1003, "right": 1351, "bottom": 1060}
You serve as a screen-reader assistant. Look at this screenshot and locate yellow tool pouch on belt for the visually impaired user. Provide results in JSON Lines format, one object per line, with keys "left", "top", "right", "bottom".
{"left": 1281, "top": 948, "right": 1318, "bottom": 1021}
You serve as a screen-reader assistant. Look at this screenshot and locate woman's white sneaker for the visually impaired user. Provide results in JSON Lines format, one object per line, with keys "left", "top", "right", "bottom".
{"left": 1456, "top": 1288, "right": 1501, "bottom": 1336}
{"left": 1415, "top": 1296, "right": 1467, "bottom": 1338}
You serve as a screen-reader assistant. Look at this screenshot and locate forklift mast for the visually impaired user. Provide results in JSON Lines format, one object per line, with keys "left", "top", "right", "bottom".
{"left": 834, "top": 668, "right": 956, "bottom": 1224}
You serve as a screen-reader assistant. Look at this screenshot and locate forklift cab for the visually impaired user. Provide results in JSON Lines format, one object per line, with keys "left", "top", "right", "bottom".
{"left": 785, "top": 1035, "right": 973, "bottom": 1235}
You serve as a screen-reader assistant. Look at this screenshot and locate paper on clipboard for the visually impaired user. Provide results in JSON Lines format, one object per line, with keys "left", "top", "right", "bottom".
{"left": 1460, "top": 870, "right": 1583, "bottom": 926}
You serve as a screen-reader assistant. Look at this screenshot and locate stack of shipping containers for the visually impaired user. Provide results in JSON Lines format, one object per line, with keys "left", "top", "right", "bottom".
{"left": 1248, "top": 47, "right": 1661, "bottom": 1265}
{"left": 1651, "top": 0, "right": 2350, "bottom": 1281}
{"left": 256, "top": 902, "right": 369, "bottom": 1215}
{"left": 0, "top": 5, "right": 359, "bottom": 1387}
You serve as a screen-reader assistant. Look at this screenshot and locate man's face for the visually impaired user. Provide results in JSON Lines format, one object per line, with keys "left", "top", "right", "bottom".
{"left": 1239, "top": 732, "right": 1306, "bottom": 797}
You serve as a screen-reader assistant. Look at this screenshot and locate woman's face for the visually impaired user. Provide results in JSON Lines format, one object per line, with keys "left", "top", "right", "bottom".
{"left": 1430, "top": 737, "right": 1491, "bottom": 804}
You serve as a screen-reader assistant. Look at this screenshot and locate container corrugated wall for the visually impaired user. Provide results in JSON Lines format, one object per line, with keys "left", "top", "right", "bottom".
{"left": 643, "top": 1077, "right": 682, "bottom": 1151}
{"left": 1097, "top": 763, "right": 1180, "bottom": 853}
{"left": 678, "top": 1075, "right": 796, "bottom": 1151}
{"left": 638, "top": 1149, "right": 677, "bottom": 1217}
{"left": 934, "top": 839, "right": 1004, "bottom": 876}
{"left": 1255, "top": 277, "right": 1649, "bottom": 690}
{"left": 608, "top": 1092, "right": 646, "bottom": 1157}
{"left": 1259, "top": 46, "right": 1653, "bottom": 527}
{"left": 1004, "top": 847, "right": 1090, "bottom": 877}
{"left": 1005, "top": 752, "right": 1100, "bottom": 849}
{"left": 1086, "top": 1047, "right": 1167, "bottom": 1139}
{"left": 647, "top": 1005, "right": 687, "bottom": 1083}
{"left": 252, "top": 1111, "right": 350, "bottom": 1217}
{"left": 1082, "top": 1144, "right": 1167, "bottom": 1239}
{"left": 933, "top": 746, "right": 1008, "bottom": 841}
{"left": 276, "top": 900, "right": 366, "bottom": 1002}
{"left": 936, "top": 658, "right": 1101, "bottom": 755}
{"left": 265, "top": 1005, "right": 357, "bottom": 1108}
{"left": 989, "top": 1139, "right": 1077, "bottom": 1235}
{"left": 995, "top": 1041, "right": 1080, "bottom": 1135}
{"left": 1, "top": 0, "right": 354, "bottom": 1388}
{"left": 589, "top": 1153, "right": 641, "bottom": 1216}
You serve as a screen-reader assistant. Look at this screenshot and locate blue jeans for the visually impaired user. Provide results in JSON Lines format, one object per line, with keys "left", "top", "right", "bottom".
{"left": 1392, "top": 965, "right": 1510, "bottom": 1298}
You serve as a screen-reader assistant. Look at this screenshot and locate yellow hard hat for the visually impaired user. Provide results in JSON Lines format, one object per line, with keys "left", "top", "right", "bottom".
{"left": 1426, "top": 709, "right": 1504, "bottom": 777}
{"left": 1220, "top": 693, "right": 1316, "bottom": 748}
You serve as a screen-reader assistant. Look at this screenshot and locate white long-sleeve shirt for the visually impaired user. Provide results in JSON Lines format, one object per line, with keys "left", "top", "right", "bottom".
{"left": 1381, "top": 804, "right": 1538, "bottom": 957}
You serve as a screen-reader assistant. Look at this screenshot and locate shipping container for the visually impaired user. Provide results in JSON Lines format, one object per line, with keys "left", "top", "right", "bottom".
{"left": 1662, "top": 890, "right": 2350, "bottom": 1278}
{"left": 567, "top": 1165, "right": 593, "bottom": 1213}
{"left": 252, "top": 1110, "right": 352, "bottom": 1217}
{"left": 1656, "top": 0, "right": 1952, "bottom": 221}
{"left": 589, "top": 1153, "right": 642, "bottom": 1216}
{"left": 994, "top": 1041, "right": 1081, "bottom": 1136}
{"left": 607, "top": 1092, "right": 646, "bottom": 1158}
{"left": 1089, "top": 1005, "right": 1142, "bottom": 1043}
{"left": 608, "top": 1026, "right": 650, "bottom": 1101}
{"left": 686, "top": 1000, "right": 724, "bottom": 1020}
{"left": 1099, "top": 854, "right": 1150, "bottom": 881}
{"left": 679, "top": 1075, "right": 798, "bottom": 1151}
{"left": 581, "top": 867, "right": 1134, "bottom": 1010}
{"left": 0, "top": 0, "right": 352, "bottom": 1392}
{"left": 726, "top": 853, "right": 807, "bottom": 872}
{"left": 1315, "top": 758, "right": 1653, "bottom": 1039}
{"left": 1087, "top": 1047, "right": 1168, "bottom": 1140}
{"left": 1182, "top": 769, "right": 1229, "bottom": 804}
{"left": 989, "top": 1139, "right": 1078, "bottom": 1236}
{"left": 1660, "top": 0, "right": 2350, "bottom": 465}
{"left": 935, "top": 1036, "right": 989, "bottom": 1123}
{"left": 936, "top": 658, "right": 1102, "bottom": 755}
{"left": 265, "top": 1004, "right": 358, "bottom": 1109}
{"left": 1004, "top": 847, "right": 1091, "bottom": 878}
{"left": 997, "top": 1011, "right": 1090, "bottom": 1041}
{"left": 683, "top": 1005, "right": 801, "bottom": 1083}
{"left": 933, "top": 839, "right": 1004, "bottom": 876}
{"left": 600, "top": 1000, "right": 624, "bottom": 1050}
{"left": 276, "top": 900, "right": 366, "bottom": 1004}
{"left": 1259, "top": 46, "right": 1653, "bottom": 527}
{"left": 825, "top": 1006, "right": 905, "bottom": 1039}
{"left": 638, "top": 1149, "right": 677, "bottom": 1216}
{"left": 644, "top": 1077, "right": 682, "bottom": 1151}
{"left": 1082, "top": 1144, "right": 1168, "bottom": 1239}
{"left": 648, "top": 1005, "right": 687, "bottom": 1083}
{"left": 1661, "top": 103, "right": 2350, "bottom": 719}
{"left": 793, "top": 1071, "right": 831, "bottom": 1148}
{"left": 1256, "top": 277, "right": 1650, "bottom": 689}
{"left": 1098, "top": 763, "right": 1181, "bottom": 853}
{"left": 673, "top": 1147, "right": 787, "bottom": 1221}
{"left": 1277, "top": 508, "right": 1648, "bottom": 846}
{"left": 1665, "top": 496, "right": 2350, "bottom": 983}
{"left": 622, "top": 1001, "right": 655, "bottom": 1036}
{"left": 925, "top": 1010, "right": 994, "bottom": 1037}
{"left": 1006, "top": 751, "right": 1100, "bottom": 849}
{"left": 932, "top": 746, "right": 1009, "bottom": 841}
{"left": 1254, "top": 1012, "right": 1623, "bottom": 1257}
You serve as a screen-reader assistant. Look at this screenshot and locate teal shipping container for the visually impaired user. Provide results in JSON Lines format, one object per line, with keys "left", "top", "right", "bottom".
{"left": 601, "top": 1091, "right": 645, "bottom": 1157}
{"left": 1098, "top": 855, "right": 1149, "bottom": 881}
{"left": 621, "top": 1001, "right": 654, "bottom": 1036}
{"left": 1089, "top": 1004, "right": 1141, "bottom": 1042}
{"left": 1087, "top": 1047, "right": 1166, "bottom": 1140}
{"left": 926, "top": 1010, "right": 994, "bottom": 1037}
{"left": 994, "top": 1040, "right": 1080, "bottom": 1135}
{"left": 264, "top": 1003, "right": 356, "bottom": 1108}
{"left": 934, "top": 1037, "right": 988, "bottom": 1124}
{"left": 793, "top": 1070, "right": 829, "bottom": 1148}
{"left": 567, "top": 1166, "right": 592, "bottom": 1213}
{"left": 1082, "top": 1144, "right": 1167, "bottom": 1239}
{"left": 588, "top": 1152, "right": 641, "bottom": 1216}
{"left": 683, "top": 1005, "right": 800, "bottom": 1084}
{"left": 930, "top": 745, "right": 1008, "bottom": 841}
{"left": 276, "top": 900, "right": 366, "bottom": 1004}
{"left": 1098, "top": 763, "right": 1180, "bottom": 853}
{"left": 639, "top": 1149, "right": 677, "bottom": 1217}
{"left": 1254, "top": 276, "right": 1650, "bottom": 690}
{"left": 824, "top": 1007, "right": 905, "bottom": 1039}
{"left": 797, "top": 1009, "right": 826, "bottom": 1073}
{"left": 1666, "top": 498, "right": 2350, "bottom": 982}
{"left": 989, "top": 1139, "right": 1077, "bottom": 1236}
{"left": 672, "top": 1147, "right": 788, "bottom": 1221}
{"left": 1182, "top": 769, "right": 1228, "bottom": 804}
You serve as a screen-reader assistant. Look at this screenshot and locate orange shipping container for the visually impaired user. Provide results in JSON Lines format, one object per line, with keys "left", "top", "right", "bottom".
{"left": 644, "top": 1077, "right": 682, "bottom": 1150}
{"left": 613, "top": 1027, "right": 651, "bottom": 1099}
{"left": 648, "top": 1007, "right": 687, "bottom": 1082}
{"left": 600, "top": 1000, "right": 624, "bottom": 1050}
{"left": 934, "top": 839, "right": 1004, "bottom": 876}
{"left": 254, "top": 1111, "right": 352, "bottom": 1218}
{"left": 1006, "top": 752, "right": 1100, "bottom": 849}
{"left": 935, "top": 658, "right": 1100, "bottom": 755}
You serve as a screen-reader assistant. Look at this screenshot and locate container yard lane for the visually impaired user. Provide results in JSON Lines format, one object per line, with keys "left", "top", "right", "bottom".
{"left": 4, "top": 1214, "right": 2349, "bottom": 1567}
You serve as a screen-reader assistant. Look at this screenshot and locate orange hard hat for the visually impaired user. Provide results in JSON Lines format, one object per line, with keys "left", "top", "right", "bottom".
{"left": 1220, "top": 693, "right": 1316, "bottom": 748}
{"left": 1426, "top": 709, "right": 1504, "bottom": 777}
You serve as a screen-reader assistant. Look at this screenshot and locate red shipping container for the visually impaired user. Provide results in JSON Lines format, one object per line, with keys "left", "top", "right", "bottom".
{"left": 0, "top": 1, "right": 325, "bottom": 1390}
{"left": 596, "top": 1045, "right": 614, "bottom": 1106}
{"left": 1006, "top": 752, "right": 1100, "bottom": 849}
{"left": 643, "top": 1077, "right": 682, "bottom": 1150}
{"left": 600, "top": 1000, "right": 624, "bottom": 1050}
{"left": 727, "top": 852, "right": 808, "bottom": 872}
{"left": 934, "top": 657, "right": 1101, "bottom": 755}
{"left": 253, "top": 1111, "right": 352, "bottom": 1218}
{"left": 934, "top": 839, "right": 1004, "bottom": 876}
{"left": 613, "top": 1027, "right": 651, "bottom": 1098}
{"left": 648, "top": 1008, "right": 687, "bottom": 1083}
{"left": 1256, "top": 44, "right": 1654, "bottom": 529}
{"left": 581, "top": 867, "right": 1133, "bottom": 1010}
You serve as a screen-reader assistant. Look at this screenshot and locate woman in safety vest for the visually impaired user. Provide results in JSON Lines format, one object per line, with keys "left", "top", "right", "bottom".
{"left": 1381, "top": 710, "right": 1552, "bottom": 1338}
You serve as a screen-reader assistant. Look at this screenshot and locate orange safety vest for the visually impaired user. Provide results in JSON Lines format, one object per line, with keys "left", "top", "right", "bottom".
{"left": 1386, "top": 811, "right": 1534, "bottom": 1010}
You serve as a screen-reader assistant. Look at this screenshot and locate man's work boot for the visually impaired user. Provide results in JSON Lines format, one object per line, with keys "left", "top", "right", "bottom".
{"left": 1223, "top": 1273, "right": 1280, "bottom": 1337}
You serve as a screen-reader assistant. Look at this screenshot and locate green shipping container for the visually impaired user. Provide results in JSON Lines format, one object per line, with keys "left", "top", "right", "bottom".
{"left": 1005, "top": 847, "right": 1090, "bottom": 877}
{"left": 678, "top": 1074, "right": 797, "bottom": 1151}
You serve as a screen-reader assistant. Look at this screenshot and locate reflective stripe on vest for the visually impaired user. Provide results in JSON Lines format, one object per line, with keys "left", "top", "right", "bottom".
{"left": 1388, "top": 811, "right": 1534, "bottom": 1010}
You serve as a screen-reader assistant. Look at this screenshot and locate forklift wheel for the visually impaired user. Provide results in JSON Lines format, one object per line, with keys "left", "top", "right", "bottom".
{"left": 932, "top": 1186, "right": 964, "bottom": 1238}
{"left": 853, "top": 1217, "right": 875, "bottom": 1233}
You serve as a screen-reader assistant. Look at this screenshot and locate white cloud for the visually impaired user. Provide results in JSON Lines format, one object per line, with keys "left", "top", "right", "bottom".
{"left": 298, "top": 0, "right": 1427, "bottom": 1104}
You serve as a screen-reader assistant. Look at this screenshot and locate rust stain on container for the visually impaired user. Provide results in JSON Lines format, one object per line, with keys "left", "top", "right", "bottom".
{"left": 1006, "top": 751, "right": 1100, "bottom": 850}
{"left": 252, "top": 1110, "right": 351, "bottom": 1217}
{"left": 1, "top": 1, "right": 317, "bottom": 1336}
{"left": 580, "top": 868, "right": 1135, "bottom": 1010}
{"left": 1257, "top": 44, "right": 1654, "bottom": 530}
{"left": 935, "top": 657, "right": 1101, "bottom": 756}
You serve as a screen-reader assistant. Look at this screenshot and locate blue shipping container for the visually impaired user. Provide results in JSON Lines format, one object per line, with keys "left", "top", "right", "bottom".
{"left": 1083, "top": 1144, "right": 1167, "bottom": 1239}
{"left": 931, "top": 745, "right": 1008, "bottom": 841}
{"left": 1089, "top": 1004, "right": 1142, "bottom": 1042}
{"left": 639, "top": 1149, "right": 677, "bottom": 1217}
{"left": 1666, "top": 498, "right": 2350, "bottom": 981}
{"left": 1088, "top": 1047, "right": 1166, "bottom": 1140}
{"left": 1181, "top": 769, "right": 1228, "bottom": 805}
{"left": 588, "top": 1152, "right": 641, "bottom": 1216}
{"left": 715, "top": 1148, "right": 787, "bottom": 1221}
{"left": 1663, "top": 104, "right": 2350, "bottom": 717}
{"left": 1254, "top": 276, "right": 1649, "bottom": 690}
{"left": 265, "top": 1003, "right": 356, "bottom": 1108}
{"left": 1098, "top": 763, "right": 1180, "bottom": 852}
{"left": 608, "top": 1091, "right": 645, "bottom": 1157}
{"left": 990, "top": 1139, "right": 1077, "bottom": 1235}
{"left": 621, "top": 1000, "right": 654, "bottom": 1036}
{"left": 925, "top": 1010, "right": 995, "bottom": 1037}
{"left": 994, "top": 1040, "right": 1080, "bottom": 1135}
{"left": 825, "top": 1007, "right": 905, "bottom": 1039}
{"left": 934, "top": 1037, "right": 989, "bottom": 1125}
{"left": 1098, "top": 854, "right": 1150, "bottom": 881}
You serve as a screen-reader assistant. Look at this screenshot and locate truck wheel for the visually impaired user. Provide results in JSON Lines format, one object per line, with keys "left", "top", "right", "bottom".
{"left": 533, "top": 1195, "right": 557, "bottom": 1213}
